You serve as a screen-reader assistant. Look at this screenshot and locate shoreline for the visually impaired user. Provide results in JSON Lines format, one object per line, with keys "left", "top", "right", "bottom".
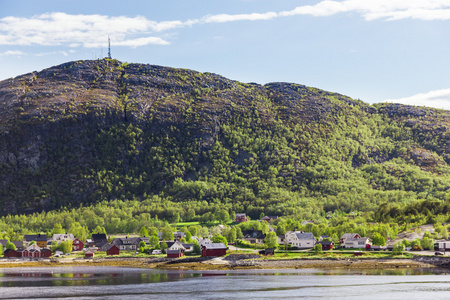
{"left": 0, "top": 256, "right": 440, "bottom": 271}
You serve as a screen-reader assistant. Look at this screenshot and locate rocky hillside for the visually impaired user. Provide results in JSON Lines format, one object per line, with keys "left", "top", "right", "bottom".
{"left": 0, "top": 59, "right": 449, "bottom": 218}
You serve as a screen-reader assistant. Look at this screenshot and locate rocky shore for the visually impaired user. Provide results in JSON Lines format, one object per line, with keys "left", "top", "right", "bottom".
{"left": 0, "top": 255, "right": 439, "bottom": 271}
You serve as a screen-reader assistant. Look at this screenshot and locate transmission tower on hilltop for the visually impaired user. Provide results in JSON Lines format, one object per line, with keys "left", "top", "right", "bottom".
{"left": 107, "top": 36, "right": 111, "bottom": 59}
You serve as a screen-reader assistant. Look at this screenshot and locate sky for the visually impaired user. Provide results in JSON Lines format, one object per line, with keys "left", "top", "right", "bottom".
{"left": 0, "top": 0, "right": 450, "bottom": 109}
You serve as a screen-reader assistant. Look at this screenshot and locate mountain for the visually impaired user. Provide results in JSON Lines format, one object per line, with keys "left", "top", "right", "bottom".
{"left": 0, "top": 59, "right": 449, "bottom": 219}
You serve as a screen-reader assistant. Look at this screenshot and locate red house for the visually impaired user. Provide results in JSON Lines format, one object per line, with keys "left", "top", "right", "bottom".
{"left": 166, "top": 249, "right": 185, "bottom": 258}
{"left": 4, "top": 249, "right": 20, "bottom": 258}
{"left": 106, "top": 244, "right": 120, "bottom": 256}
{"left": 72, "top": 238, "right": 84, "bottom": 251}
{"left": 85, "top": 250, "right": 95, "bottom": 258}
{"left": 41, "top": 248, "right": 52, "bottom": 258}
{"left": 235, "top": 213, "right": 248, "bottom": 223}
{"left": 201, "top": 243, "right": 227, "bottom": 257}
{"left": 317, "top": 241, "right": 334, "bottom": 250}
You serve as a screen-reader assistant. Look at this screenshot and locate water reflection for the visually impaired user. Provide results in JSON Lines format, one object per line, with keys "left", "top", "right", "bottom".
{"left": 0, "top": 267, "right": 448, "bottom": 299}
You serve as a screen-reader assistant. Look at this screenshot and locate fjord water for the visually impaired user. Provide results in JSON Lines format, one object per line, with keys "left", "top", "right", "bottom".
{"left": 0, "top": 267, "right": 448, "bottom": 299}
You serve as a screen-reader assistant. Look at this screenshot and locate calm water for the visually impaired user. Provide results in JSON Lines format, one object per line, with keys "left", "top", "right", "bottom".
{"left": 0, "top": 266, "right": 448, "bottom": 299}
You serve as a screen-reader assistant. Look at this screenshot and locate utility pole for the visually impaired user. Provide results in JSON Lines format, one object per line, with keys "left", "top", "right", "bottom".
{"left": 108, "top": 36, "right": 111, "bottom": 59}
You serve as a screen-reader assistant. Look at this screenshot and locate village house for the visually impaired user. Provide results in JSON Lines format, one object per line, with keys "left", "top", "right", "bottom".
{"left": 41, "top": 248, "right": 52, "bottom": 258}
{"left": 22, "top": 244, "right": 41, "bottom": 258}
{"left": 52, "top": 233, "right": 74, "bottom": 244}
{"left": 277, "top": 234, "right": 286, "bottom": 245}
{"left": 87, "top": 234, "right": 108, "bottom": 249}
{"left": 173, "top": 232, "right": 186, "bottom": 241}
{"left": 235, "top": 213, "right": 248, "bottom": 223}
{"left": 339, "top": 233, "right": 361, "bottom": 245}
{"left": 242, "top": 230, "right": 266, "bottom": 244}
{"left": 317, "top": 240, "right": 334, "bottom": 250}
{"left": 84, "top": 249, "right": 95, "bottom": 258}
{"left": 261, "top": 216, "right": 278, "bottom": 222}
{"left": 285, "top": 231, "right": 316, "bottom": 249}
{"left": 201, "top": 243, "right": 227, "bottom": 257}
{"left": 4, "top": 248, "right": 20, "bottom": 258}
{"left": 166, "top": 241, "right": 185, "bottom": 258}
{"left": 106, "top": 244, "right": 120, "bottom": 256}
{"left": 23, "top": 234, "right": 47, "bottom": 248}
{"left": 166, "top": 241, "right": 194, "bottom": 252}
{"left": 72, "top": 238, "right": 84, "bottom": 251}
{"left": 341, "top": 237, "right": 371, "bottom": 249}
{"left": 111, "top": 237, "right": 147, "bottom": 251}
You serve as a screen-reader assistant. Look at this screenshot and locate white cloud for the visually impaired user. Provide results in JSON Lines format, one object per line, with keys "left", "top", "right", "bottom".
{"left": 201, "top": 12, "right": 278, "bottom": 23}
{"left": 0, "top": 50, "right": 25, "bottom": 57}
{"left": 35, "top": 50, "right": 68, "bottom": 57}
{"left": 0, "top": 13, "right": 172, "bottom": 48}
{"left": 0, "top": 2, "right": 449, "bottom": 48}
{"left": 384, "top": 88, "right": 450, "bottom": 110}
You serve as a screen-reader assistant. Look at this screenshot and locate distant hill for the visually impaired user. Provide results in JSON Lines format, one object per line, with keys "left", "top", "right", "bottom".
{"left": 0, "top": 59, "right": 449, "bottom": 218}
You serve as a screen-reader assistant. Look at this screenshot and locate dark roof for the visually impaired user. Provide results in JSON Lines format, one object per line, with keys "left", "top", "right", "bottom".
{"left": 24, "top": 234, "right": 47, "bottom": 242}
{"left": 0, "top": 239, "right": 7, "bottom": 246}
{"left": 12, "top": 241, "right": 23, "bottom": 249}
{"left": 318, "top": 241, "right": 334, "bottom": 246}
{"left": 95, "top": 240, "right": 108, "bottom": 248}
{"left": 242, "top": 230, "right": 265, "bottom": 239}
{"left": 111, "top": 237, "right": 144, "bottom": 246}
{"left": 262, "top": 216, "right": 278, "bottom": 220}
{"left": 295, "top": 232, "right": 315, "bottom": 240}
{"left": 91, "top": 234, "right": 107, "bottom": 242}
{"left": 105, "top": 244, "right": 119, "bottom": 251}
{"left": 4, "top": 249, "right": 18, "bottom": 254}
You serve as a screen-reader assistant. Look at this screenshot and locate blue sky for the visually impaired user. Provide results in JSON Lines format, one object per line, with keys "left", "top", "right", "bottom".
{"left": 1, "top": 0, "right": 450, "bottom": 109}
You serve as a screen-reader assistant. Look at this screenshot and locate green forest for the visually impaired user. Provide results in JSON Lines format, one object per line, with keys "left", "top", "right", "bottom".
{"left": 0, "top": 59, "right": 449, "bottom": 234}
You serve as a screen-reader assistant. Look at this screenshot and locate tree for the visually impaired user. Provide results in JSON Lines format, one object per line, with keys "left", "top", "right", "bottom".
{"left": 211, "top": 234, "right": 228, "bottom": 247}
{"left": 314, "top": 243, "right": 323, "bottom": 254}
{"left": 160, "top": 242, "right": 168, "bottom": 254}
{"left": 216, "top": 209, "right": 230, "bottom": 224}
{"left": 193, "top": 241, "right": 201, "bottom": 254}
{"left": 421, "top": 237, "right": 434, "bottom": 250}
{"left": 92, "top": 225, "right": 107, "bottom": 235}
{"left": 5, "top": 241, "right": 16, "bottom": 251}
{"left": 371, "top": 233, "right": 386, "bottom": 246}
{"left": 69, "top": 222, "right": 88, "bottom": 242}
{"left": 51, "top": 223, "right": 65, "bottom": 235}
{"left": 276, "top": 225, "right": 286, "bottom": 235}
{"left": 148, "top": 226, "right": 158, "bottom": 237}
{"left": 162, "top": 225, "right": 174, "bottom": 241}
{"left": 149, "top": 235, "right": 159, "bottom": 248}
{"left": 50, "top": 240, "right": 59, "bottom": 252}
{"left": 59, "top": 240, "right": 73, "bottom": 254}
{"left": 139, "top": 241, "right": 146, "bottom": 253}
{"left": 188, "top": 226, "right": 198, "bottom": 237}
{"left": 264, "top": 232, "right": 278, "bottom": 249}
{"left": 139, "top": 226, "right": 149, "bottom": 237}
{"left": 440, "top": 227, "right": 449, "bottom": 239}
{"left": 392, "top": 242, "right": 404, "bottom": 255}
{"left": 224, "top": 227, "right": 237, "bottom": 244}
{"left": 185, "top": 231, "right": 192, "bottom": 242}
{"left": 0, "top": 243, "right": 3, "bottom": 256}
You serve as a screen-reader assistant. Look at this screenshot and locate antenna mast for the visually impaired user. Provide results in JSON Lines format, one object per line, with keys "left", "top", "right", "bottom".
{"left": 108, "top": 36, "right": 111, "bottom": 59}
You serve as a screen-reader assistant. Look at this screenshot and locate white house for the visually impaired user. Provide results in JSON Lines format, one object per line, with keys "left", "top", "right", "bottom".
{"left": 341, "top": 237, "right": 370, "bottom": 249}
{"left": 52, "top": 234, "right": 74, "bottom": 244}
{"left": 285, "top": 231, "right": 316, "bottom": 249}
